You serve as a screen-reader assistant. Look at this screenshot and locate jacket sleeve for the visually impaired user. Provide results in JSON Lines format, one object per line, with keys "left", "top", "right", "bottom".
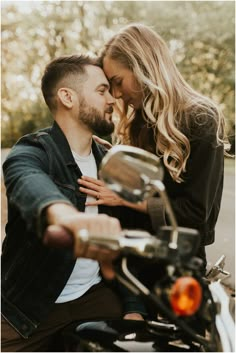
{"left": 3, "top": 142, "right": 73, "bottom": 236}
{"left": 146, "top": 136, "right": 224, "bottom": 241}
{"left": 170, "top": 139, "right": 224, "bottom": 226}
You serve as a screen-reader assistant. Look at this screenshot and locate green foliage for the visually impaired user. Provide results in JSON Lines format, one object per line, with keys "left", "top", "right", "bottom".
{"left": 1, "top": 1, "right": 235, "bottom": 147}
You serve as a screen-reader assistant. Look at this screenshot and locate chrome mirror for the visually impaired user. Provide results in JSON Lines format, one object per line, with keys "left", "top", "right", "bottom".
{"left": 100, "top": 145, "right": 178, "bottom": 249}
{"left": 100, "top": 145, "right": 163, "bottom": 203}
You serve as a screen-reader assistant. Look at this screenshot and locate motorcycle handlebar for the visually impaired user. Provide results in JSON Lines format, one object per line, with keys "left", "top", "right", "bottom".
{"left": 43, "top": 225, "right": 198, "bottom": 260}
{"left": 86, "top": 230, "right": 163, "bottom": 258}
{"left": 43, "top": 225, "right": 163, "bottom": 259}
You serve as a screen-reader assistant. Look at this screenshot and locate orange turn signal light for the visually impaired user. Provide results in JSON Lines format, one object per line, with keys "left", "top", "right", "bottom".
{"left": 170, "top": 277, "right": 202, "bottom": 316}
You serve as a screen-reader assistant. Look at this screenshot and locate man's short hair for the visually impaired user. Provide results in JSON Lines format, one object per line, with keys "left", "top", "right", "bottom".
{"left": 41, "top": 54, "right": 99, "bottom": 113}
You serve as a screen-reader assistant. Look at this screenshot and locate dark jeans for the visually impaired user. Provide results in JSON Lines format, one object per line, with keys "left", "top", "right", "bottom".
{"left": 1, "top": 282, "right": 122, "bottom": 352}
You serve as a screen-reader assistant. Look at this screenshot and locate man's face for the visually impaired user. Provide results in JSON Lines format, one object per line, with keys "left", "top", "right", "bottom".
{"left": 78, "top": 65, "right": 115, "bottom": 136}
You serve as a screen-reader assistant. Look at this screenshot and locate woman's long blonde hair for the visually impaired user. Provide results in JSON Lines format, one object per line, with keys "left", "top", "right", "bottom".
{"left": 101, "top": 23, "right": 227, "bottom": 183}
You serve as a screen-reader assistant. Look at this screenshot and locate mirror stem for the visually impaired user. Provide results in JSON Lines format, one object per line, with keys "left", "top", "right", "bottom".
{"left": 151, "top": 180, "right": 178, "bottom": 249}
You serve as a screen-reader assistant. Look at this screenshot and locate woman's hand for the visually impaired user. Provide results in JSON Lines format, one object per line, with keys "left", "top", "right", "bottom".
{"left": 92, "top": 135, "right": 112, "bottom": 150}
{"left": 78, "top": 176, "right": 123, "bottom": 206}
{"left": 78, "top": 175, "right": 148, "bottom": 213}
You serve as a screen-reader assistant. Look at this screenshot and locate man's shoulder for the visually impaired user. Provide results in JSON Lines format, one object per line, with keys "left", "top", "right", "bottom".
{"left": 21, "top": 126, "right": 51, "bottom": 140}
{"left": 5, "top": 127, "right": 53, "bottom": 160}
{"left": 12, "top": 127, "right": 52, "bottom": 148}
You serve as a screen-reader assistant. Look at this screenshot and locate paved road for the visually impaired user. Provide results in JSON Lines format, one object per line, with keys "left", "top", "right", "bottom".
{"left": 206, "top": 159, "right": 235, "bottom": 288}
{"left": 1, "top": 150, "right": 235, "bottom": 288}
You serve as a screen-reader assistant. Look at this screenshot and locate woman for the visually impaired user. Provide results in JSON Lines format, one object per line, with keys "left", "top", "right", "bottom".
{"left": 78, "top": 23, "right": 229, "bottom": 271}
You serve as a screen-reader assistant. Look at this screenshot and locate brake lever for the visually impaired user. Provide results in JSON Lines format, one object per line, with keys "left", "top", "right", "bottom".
{"left": 206, "top": 255, "right": 231, "bottom": 282}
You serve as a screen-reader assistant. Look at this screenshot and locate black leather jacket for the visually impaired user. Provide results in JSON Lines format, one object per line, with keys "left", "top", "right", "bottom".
{"left": 146, "top": 115, "right": 224, "bottom": 247}
{"left": 2, "top": 122, "right": 152, "bottom": 338}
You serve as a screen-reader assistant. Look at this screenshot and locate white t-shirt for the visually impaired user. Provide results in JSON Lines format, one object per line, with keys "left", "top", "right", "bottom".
{"left": 55, "top": 149, "right": 101, "bottom": 303}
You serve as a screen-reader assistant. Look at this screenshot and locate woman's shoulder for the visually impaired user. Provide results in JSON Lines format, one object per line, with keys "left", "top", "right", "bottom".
{"left": 183, "top": 104, "right": 220, "bottom": 142}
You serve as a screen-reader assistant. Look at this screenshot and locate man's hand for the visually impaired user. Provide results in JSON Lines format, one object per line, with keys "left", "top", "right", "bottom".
{"left": 45, "top": 203, "right": 121, "bottom": 279}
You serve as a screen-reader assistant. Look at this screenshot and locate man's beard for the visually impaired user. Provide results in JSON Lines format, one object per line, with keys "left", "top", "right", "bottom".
{"left": 79, "top": 99, "right": 115, "bottom": 136}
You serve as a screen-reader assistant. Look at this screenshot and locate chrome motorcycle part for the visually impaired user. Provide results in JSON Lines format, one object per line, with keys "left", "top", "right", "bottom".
{"left": 100, "top": 145, "right": 179, "bottom": 248}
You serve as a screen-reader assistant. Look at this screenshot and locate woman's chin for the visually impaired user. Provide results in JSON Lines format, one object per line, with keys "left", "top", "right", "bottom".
{"left": 130, "top": 102, "right": 142, "bottom": 110}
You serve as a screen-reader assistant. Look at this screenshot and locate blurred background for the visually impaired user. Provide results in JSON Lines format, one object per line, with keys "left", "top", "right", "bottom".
{"left": 1, "top": 0, "right": 235, "bottom": 146}
{"left": 1, "top": 1, "right": 235, "bottom": 288}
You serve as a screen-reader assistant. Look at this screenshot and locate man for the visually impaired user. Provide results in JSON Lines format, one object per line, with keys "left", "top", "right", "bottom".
{"left": 1, "top": 55, "right": 146, "bottom": 352}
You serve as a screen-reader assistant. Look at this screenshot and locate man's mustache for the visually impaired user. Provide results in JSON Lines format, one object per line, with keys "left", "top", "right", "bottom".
{"left": 105, "top": 107, "right": 114, "bottom": 114}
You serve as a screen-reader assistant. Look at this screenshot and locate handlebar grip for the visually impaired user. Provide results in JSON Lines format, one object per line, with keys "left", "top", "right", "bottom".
{"left": 43, "top": 225, "right": 74, "bottom": 248}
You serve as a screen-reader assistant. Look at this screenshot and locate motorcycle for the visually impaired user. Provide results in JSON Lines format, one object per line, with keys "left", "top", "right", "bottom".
{"left": 45, "top": 145, "right": 235, "bottom": 352}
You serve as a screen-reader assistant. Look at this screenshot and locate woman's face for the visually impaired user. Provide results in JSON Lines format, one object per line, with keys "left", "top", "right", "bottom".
{"left": 103, "top": 56, "right": 143, "bottom": 110}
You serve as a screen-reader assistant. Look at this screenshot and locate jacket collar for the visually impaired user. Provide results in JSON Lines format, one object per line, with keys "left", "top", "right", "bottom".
{"left": 49, "top": 121, "right": 106, "bottom": 170}
{"left": 49, "top": 121, "right": 75, "bottom": 166}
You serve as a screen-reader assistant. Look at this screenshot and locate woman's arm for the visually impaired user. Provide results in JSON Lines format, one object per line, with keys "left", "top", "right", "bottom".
{"left": 147, "top": 136, "right": 224, "bottom": 245}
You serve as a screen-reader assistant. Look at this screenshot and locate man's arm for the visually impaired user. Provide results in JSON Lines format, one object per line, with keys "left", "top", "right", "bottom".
{"left": 3, "top": 144, "right": 122, "bottom": 279}
{"left": 3, "top": 144, "right": 73, "bottom": 235}
{"left": 44, "top": 202, "right": 121, "bottom": 279}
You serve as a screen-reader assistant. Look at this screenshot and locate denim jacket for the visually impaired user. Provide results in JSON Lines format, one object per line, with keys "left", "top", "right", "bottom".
{"left": 2, "top": 122, "right": 151, "bottom": 338}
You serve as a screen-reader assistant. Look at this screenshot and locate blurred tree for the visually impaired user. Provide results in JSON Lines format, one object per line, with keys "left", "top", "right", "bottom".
{"left": 1, "top": 1, "right": 235, "bottom": 147}
{"left": 18, "top": 119, "right": 37, "bottom": 136}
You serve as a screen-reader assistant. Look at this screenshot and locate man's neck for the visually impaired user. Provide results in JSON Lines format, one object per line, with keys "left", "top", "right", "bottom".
{"left": 55, "top": 114, "right": 93, "bottom": 157}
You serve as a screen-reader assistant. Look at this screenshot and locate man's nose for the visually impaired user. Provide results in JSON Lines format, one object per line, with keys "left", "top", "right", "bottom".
{"left": 107, "top": 91, "right": 116, "bottom": 105}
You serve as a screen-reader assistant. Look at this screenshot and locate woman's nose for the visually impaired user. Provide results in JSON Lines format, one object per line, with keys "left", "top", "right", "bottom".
{"left": 112, "top": 86, "right": 122, "bottom": 100}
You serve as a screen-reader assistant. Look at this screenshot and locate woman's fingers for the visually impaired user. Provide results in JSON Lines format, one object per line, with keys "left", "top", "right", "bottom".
{"left": 78, "top": 180, "right": 100, "bottom": 192}
{"left": 78, "top": 177, "right": 123, "bottom": 206}
{"left": 92, "top": 135, "right": 113, "bottom": 150}
{"left": 79, "top": 186, "right": 99, "bottom": 198}
{"left": 85, "top": 200, "right": 104, "bottom": 206}
{"left": 80, "top": 175, "right": 104, "bottom": 186}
